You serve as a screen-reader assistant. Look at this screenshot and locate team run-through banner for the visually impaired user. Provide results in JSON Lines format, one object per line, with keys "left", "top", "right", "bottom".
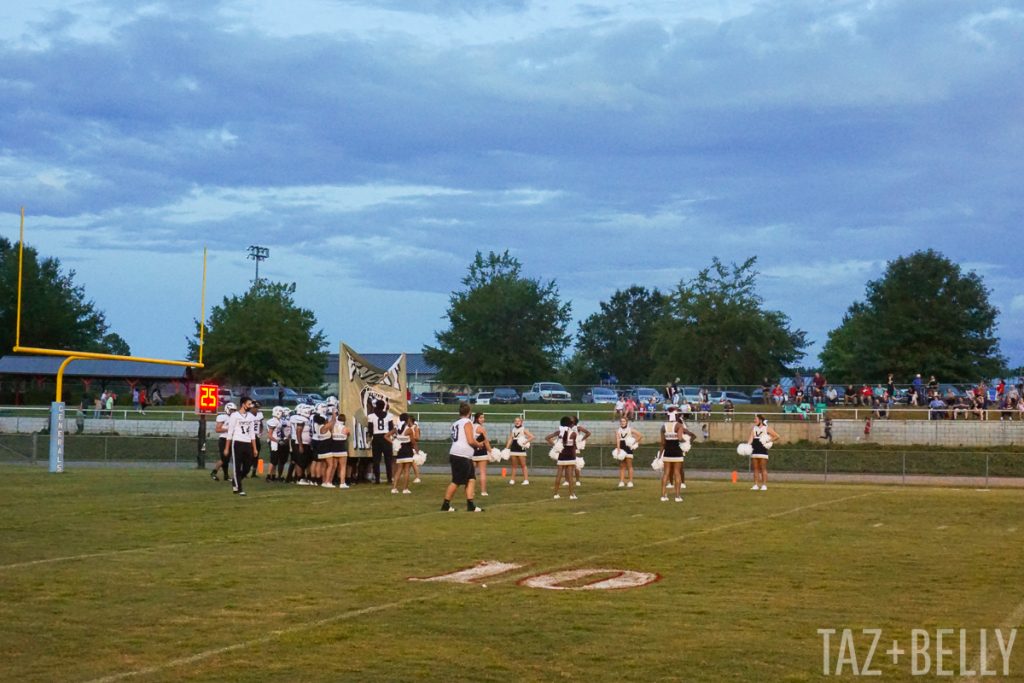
{"left": 338, "top": 343, "right": 408, "bottom": 458}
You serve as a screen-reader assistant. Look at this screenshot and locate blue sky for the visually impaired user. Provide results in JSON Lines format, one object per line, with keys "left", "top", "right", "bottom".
{"left": 3, "top": 0, "right": 1022, "bottom": 370}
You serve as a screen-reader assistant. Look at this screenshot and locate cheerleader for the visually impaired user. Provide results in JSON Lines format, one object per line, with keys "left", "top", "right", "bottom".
{"left": 570, "top": 416, "right": 591, "bottom": 487}
{"left": 614, "top": 417, "right": 643, "bottom": 488}
{"left": 748, "top": 414, "right": 780, "bottom": 491}
{"left": 392, "top": 413, "right": 419, "bottom": 494}
{"left": 504, "top": 416, "right": 534, "bottom": 485}
{"left": 471, "top": 413, "right": 493, "bottom": 496}
{"left": 545, "top": 416, "right": 589, "bottom": 500}
{"left": 332, "top": 410, "right": 351, "bottom": 488}
{"left": 309, "top": 403, "right": 332, "bottom": 485}
{"left": 660, "top": 406, "right": 696, "bottom": 502}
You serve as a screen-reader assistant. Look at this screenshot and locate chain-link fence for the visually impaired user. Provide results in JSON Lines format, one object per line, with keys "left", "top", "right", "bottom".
{"left": 3, "top": 433, "right": 1021, "bottom": 484}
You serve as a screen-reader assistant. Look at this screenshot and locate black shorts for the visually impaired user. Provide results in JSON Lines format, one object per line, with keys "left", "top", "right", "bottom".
{"left": 449, "top": 455, "right": 475, "bottom": 485}
{"left": 254, "top": 437, "right": 262, "bottom": 456}
{"left": 218, "top": 437, "right": 228, "bottom": 459}
{"left": 271, "top": 441, "right": 291, "bottom": 467}
{"left": 558, "top": 445, "right": 577, "bottom": 465}
{"left": 293, "top": 443, "right": 312, "bottom": 469}
{"left": 510, "top": 442, "right": 525, "bottom": 454}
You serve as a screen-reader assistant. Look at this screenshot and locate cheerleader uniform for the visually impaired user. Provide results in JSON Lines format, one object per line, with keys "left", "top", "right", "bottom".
{"left": 329, "top": 417, "right": 348, "bottom": 457}
{"left": 616, "top": 427, "right": 635, "bottom": 458}
{"left": 472, "top": 424, "right": 490, "bottom": 462}
{"left": 751, "top": 425, "right": 770, "bottom": 459}
{"left": 509, "top": 426, "right": 528, "bottom": 456}
{"left": 662, "top": 419, "right": 684, "bottom": 463}
{"left": 557, "top": 426, "right": 578, "bottom": 465}
{"left": 395, "top": 424, "right": 415, "bottom": 464}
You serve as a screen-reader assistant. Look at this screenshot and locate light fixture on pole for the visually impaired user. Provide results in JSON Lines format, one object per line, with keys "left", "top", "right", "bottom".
{"left": 247, "top": 245, "right": 270, "bottom": 283}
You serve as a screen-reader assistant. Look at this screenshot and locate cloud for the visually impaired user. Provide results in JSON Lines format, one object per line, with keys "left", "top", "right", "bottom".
{"left": 0, "top": 0, "right": 1021, "bottom": 364}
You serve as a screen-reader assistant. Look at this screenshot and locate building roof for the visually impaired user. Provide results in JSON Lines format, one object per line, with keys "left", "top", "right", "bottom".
{"left": 0, "top": 355, "right": 189, "bottom": 380}
{"left": 324, "top": 352, "right": 438, "bottom": 380}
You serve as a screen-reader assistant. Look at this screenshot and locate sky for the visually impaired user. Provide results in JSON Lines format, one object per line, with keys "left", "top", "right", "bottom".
{"left": 2, "top": 0, "right": 1022, "bottom": 369}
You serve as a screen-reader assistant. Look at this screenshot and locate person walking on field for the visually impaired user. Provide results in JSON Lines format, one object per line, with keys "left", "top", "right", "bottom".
{"left": 441, "top": 403, "right": 482, "bottom": 512}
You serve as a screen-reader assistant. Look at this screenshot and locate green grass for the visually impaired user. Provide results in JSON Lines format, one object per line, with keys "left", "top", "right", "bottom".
{"left": 2, "top": 468, "right": 1023, "bottom": 681}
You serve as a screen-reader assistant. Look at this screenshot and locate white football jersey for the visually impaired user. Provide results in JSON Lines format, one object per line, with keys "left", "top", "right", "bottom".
{"left": 226, "top": 411, "right": 255, "bottom": 442}
{"left": 449, "top": 417, "right": 475, "bottom": 458}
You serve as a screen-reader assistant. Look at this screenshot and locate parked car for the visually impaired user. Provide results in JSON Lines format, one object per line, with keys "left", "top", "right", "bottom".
{"left": 522, "top": 382, "right": 572, "bottom": 403}
{"left": 419, "top": 391, "right": 459, "bottom": 405}
{"left": 249, "top": 386, "right": 303, "bottom": 406}
{"left": 491, "top": 387, "right": 521, "bottom": 404}
{"left": 216, "top": 387, "right": 240, "bottom": 405}
{"left": 634, "top": 387, "right": 665, "bottom": 405}
{"left": 471, "top": 391, "right": 494, "bottom": 406}
{"left": 302, "top": 392, "right": 325, "bottom": 404}
{"left": 581, "top": 386, "right": 618, "bottom": 404}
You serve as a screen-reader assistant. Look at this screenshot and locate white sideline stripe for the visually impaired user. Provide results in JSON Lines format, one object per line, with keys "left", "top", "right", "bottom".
{"left": 1, "top": 487, "right": 629, "bottom": 571}
{"left": 84, "top": 597, "right": 427, "bottom": 683}
{"left": 959, "top": 597, "right": 1024, "bottom": 683}
{"left": 873, "top": 522, "right": 884, "bottom": 528}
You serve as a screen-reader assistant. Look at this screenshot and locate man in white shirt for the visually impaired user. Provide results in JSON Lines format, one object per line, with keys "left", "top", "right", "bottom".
{"left": 224, "top": 396, "right": 257, "bottom": 496}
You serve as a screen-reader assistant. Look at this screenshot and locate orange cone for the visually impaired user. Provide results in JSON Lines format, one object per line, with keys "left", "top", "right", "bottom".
{"left": 501, "top": 467, "right": 507, "bottom": 477}
{"left": 257, "top": 458, "right": 265, "bottom": 475}
{"left": 731, "top": 470, "right": 738, "bottom": 484}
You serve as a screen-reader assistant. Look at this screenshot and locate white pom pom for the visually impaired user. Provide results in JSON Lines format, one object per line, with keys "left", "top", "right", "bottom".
{"left": 680, "top": 440, "right": 692, "bottom": 453}
{"left": 737, "top": 443, "right": 753, "bottom": 457}
{"left": 612, "top": 448, "right": 626, "bottom": 461}
{"left": 624, "top": 436, "right": 638, "bottom": 450}
{"left": 577, "top": 439, "right": 587, "bottom": 452}
{"left": 763, "top": 439, "right": 774, "bottom": 450}
{"left": 499, "top": 448, "right": 512, "bottom": 461}
{"left": 413, "top": 451, "right": 427, "bottom": 466}
{"left": 575, "top": 457, "right": 585, "bottom": 470}
{"left": 516, "top": 436, "right": 530, "bottom": 449}
{"left": 548, "top": 446, "right": 560, "bottom": 461}
{"left": 651, "top": 454, "right": 664, "bottom": 472}
{"left": 488, "top": 449, "right": 503, "bottom": 463}
{"left": 392, "top": 441, "right": 401, "bottom": 455}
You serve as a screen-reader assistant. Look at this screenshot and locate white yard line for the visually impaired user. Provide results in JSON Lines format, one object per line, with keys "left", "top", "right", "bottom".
{"left": 84, "top": 597, "right": 429, "bottom": 683}
{"left": 82, "top": 489, "right": 888, "bottom": 682}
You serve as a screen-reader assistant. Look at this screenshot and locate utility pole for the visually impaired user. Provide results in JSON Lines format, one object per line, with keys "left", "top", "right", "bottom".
{"left": 247, "top": 245, "right": 269, "bottom": 284}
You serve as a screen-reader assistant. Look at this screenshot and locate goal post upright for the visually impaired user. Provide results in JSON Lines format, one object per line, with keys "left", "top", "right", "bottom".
{"left": 11, "top": 208, "right": 208, "bottom": 472}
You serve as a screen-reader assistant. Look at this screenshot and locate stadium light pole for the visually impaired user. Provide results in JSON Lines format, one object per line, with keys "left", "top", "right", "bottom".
{"left": 248, "top": 245, "right": 269, "bottom": 284}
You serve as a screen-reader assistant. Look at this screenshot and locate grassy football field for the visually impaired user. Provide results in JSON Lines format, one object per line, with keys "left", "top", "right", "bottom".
{"left": 2, "top": 467, "right": 1023, "bottom": 682}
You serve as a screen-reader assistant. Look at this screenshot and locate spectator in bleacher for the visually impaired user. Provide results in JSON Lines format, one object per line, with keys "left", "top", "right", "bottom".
{"left": 952, "top": 395, "right": 971, "bottom": 420}
{"left": 793, "top": 371, "right": 805, "bottom": 395}
{"left": 927, "top": 375, "right": 939, "bottom": 398}
{"left": 826, "top": 385, "right": 838, "bottom": 405}
{"left": 973, "top": 394, "right": 988, "bottom": 421}
{"left": 646, "top": 395, "right": 657, "bottom": 420}
{"left": 761, "top": 377, "right": 772, "bottom": 405}
{"left": 996, "top": 379, "right": 1006, "bottom": 400}
{"left": 810, "top": 384, "right": 823, "bottom": 405}
{"left": 788, "top": 384, "right": 799, "bottom": 402}
{"left": 93, "top": 393, "right": 102, "bottom": 418}
{"left": 859, "top": 384, "right": 873, "bottom": 406}
{"left": 614, "top": 394, "right": 625, "bottom": 420}
{"left": 845, "top": 384, "right": 856, "bottom": 406}
{"left": 624, "top": 395, "right": 637, "bottom": 421}
{"left": 928, "top": 395, "right": 947, "bottom": 420}
{"left": 886, "top": 373, "right": 896, "bottom": 400}
{"left": 139, "top": 387, "right": 148, "bottom": 414}
{"left": 912, "top": 374, "right": 924, "bottom": 404}
{"left": 999, "top": 395, "right": 1016, "bottom": 421}
{"left": 720, "top": 397, "right": 735, "bottom": 422}
{"left": 772, "top": 384, "right": 785, "bottom": 405}
{"left": 132, "top": 387, "right": 140, "bottom": 413}
{"left": 813, "top": 372, "right": 827, "bottom": 396}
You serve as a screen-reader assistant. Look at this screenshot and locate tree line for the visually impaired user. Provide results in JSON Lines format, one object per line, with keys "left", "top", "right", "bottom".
{"left": 1, "top": 239, "right": 1011, "bottom": 388}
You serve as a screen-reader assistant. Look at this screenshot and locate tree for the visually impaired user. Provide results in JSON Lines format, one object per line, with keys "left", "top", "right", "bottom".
{"left": 0, "top": 237, "right": 130, "bottom": 355}
{"left": 188, "top": 281, "right": 328, "bottom": 387}
{"left": 820, "top": 250, "right": 1004, "bottom": 383}
{"left": 574, "top": 286, "right": 667, "bottom": 383}
{"left": 651, "top": 257, "right": 807, "bottom": 385}
{"left": 424, "top": 251, "right": 572, "bottom": 385}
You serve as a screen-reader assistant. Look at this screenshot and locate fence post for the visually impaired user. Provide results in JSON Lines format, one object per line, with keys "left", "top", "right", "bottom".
{"left": 985, "top": 453, "right": 989, "bottom": 489}
{"left": 104, "top": 437, "right": 109, "bottom": 461}
{"left": 901, "top": 452, "right": 906, "bottom": 485}
{"left": 31, "top": 433, "right": 37, "bottom": 462}
{"left": 174, "top": 437, "right": 179, "bottom": 463}
{"left": 824, "top": 450, "right": 828, "bottom": 483}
